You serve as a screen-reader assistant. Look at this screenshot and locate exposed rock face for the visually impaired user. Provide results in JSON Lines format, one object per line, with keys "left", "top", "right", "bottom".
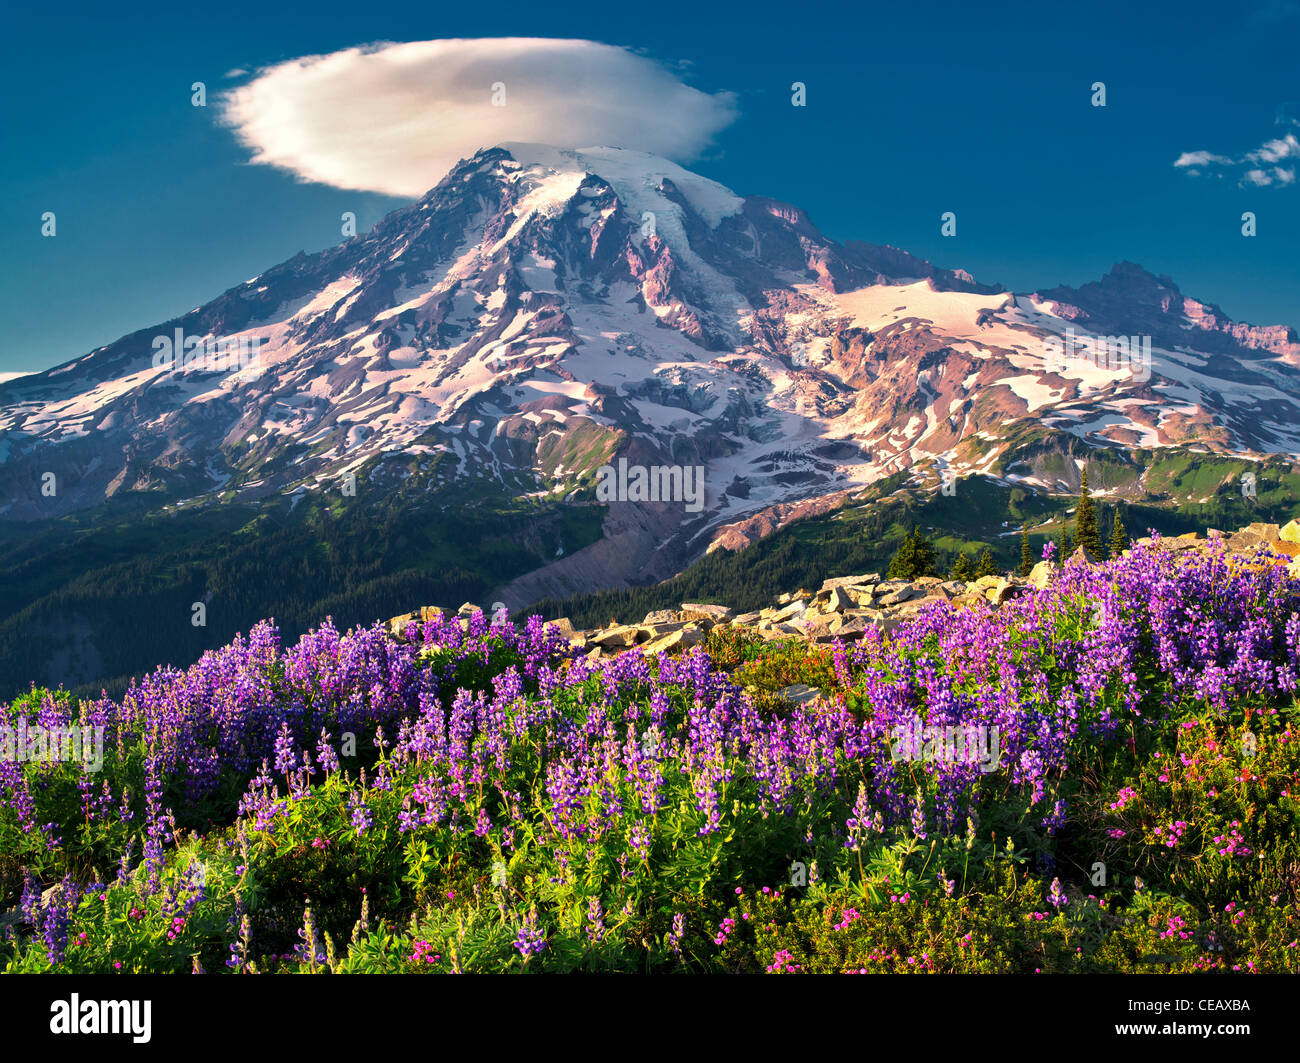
{"left": 9, "top": 150, "right": 1300, "bottom": 616}
{"left": 1035, "top": 261, "right": 1300, "bottom": 366}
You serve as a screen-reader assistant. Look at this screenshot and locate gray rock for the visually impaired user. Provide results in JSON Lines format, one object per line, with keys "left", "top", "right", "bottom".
{"left": 681, "top": 603, "right": 733, "bottom": 624}
{"left": 1028, "top": 560, "right": 1054, "bottom": 589}
{"left": 877, "top": 585, "right": 922, "bottom": 607}
{"left": 546, "top": 617, "right": 578, "bottom": 639}
{"left": 768, "top": 599, "right": 808, "bottom": 624}
{"left": 643, "top": 609, "right": 680, "bottom": 625}
{"left": 775, "top": 683, "right": 824, "bottom": 707}
{"left": 641, "top": 625, "right": 705, "bottom": 655}
{"left": 826, "top": 586, "right": 855, "bottom": 612}
{"left": 591, "top": 625, "right": 639, "bottom": 649}
{"left": 387, "top": 612, "right": 419, "bottom": 638}
{"left": 819, "top": 573, "right": 880, "bottom": 592}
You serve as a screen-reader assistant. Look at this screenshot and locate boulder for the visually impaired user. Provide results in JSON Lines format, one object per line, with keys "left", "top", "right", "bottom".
{"left": 1229, "top": 524, "right": 1280, "bottom": 551}
{"left": 983, "top": 577, "right": 1020, "bottom": 605}
{"left": 768, "top": 599, "right": 809, "bottom": 624}
{"left": 591, "top": 625, "right": 639, "bottom": 649}
{"left": 825, "top": 586, "right": 855, "bottom": 613}
{"left": 641, "top": 625, "right": 705, "bottom": 655}
{"left": 876, "top": 585, "right": 922, "bottom": 607}
{"left": 873, "top": 615, "right": 903, "bottom": 637}
{"left": 830, "top": 618, "right": 871, "bottom": 642}
{"left": 758, "top": 623, "right": 804, "bottom": 640}
{"left": 636, "top": 620, "right": 691, "bottom": 641}
{"left": 794, "top": 615, "right": 837, "bottom": 641}
{"left": 1280, "top": 519, "right": 1300, "bottom": 544}
{"left": 1027, "top": 560, "right": 1055, "bottom": 590}
{"left": 774, "top": 684, "right": 824, "bottom": 707}
{"left": 681, "top": 602, "right": 733, "bottom": 624}
{"left": 929, "top": 581, "right": 966, "bottom": 599}
{"left": 387, "top": 612, "right": 420, "bottom": 639}
{"left": 642, "top": 609, "right": 680, "bottom": 625}
{"left": 819, "top": 573, "right": 880, "bottom": 592}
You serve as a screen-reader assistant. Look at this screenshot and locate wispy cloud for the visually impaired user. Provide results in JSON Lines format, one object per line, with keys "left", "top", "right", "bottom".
{"left": 1174, "top": 117, "right": 1300, "bottom": 187}
{"left": 219, "top": 38, "right": 739, "bottom": 198}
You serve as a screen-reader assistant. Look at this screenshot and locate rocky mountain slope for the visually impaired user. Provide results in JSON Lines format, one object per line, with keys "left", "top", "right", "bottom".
{"left": 3, "top": 144, "right": 1300, "bottom": 614}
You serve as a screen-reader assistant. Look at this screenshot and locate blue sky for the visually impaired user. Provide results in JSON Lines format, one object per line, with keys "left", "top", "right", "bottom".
{"left": 2, "top": 0, "right": 1298, "bottom": 376}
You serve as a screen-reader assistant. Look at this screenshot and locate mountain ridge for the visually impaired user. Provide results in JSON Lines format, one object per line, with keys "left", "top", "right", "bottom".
{"left": 3, "top": 144, "right": 1300, "bottom": 616}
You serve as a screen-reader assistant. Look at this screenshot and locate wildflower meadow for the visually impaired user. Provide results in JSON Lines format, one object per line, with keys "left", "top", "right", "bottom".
{"left": 3, "top": 537, "right": 1300, "bottom": 975}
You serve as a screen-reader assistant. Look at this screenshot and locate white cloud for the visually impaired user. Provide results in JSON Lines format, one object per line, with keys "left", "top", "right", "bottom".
{"left": 1247, "top": 133, "right": 1300, "bottom": 164}
{"left": 1173, "top": 150, "right": 1232, "bottom": 168}
{"left": 1174, "top": 120, "right": 1300, "bottom": 187}
{"left": 1243, "top": 166, "right": 1296, "bottom": 187}
{"left": 219, "top": 38, "right": 739, "bottom": 198}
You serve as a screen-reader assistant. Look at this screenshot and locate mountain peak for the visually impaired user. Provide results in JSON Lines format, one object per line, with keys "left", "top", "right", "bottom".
{"left": 487, "top": 143, "right": 746, "bottom": 228}
{"left": 5, "top": 145, "right": 1300, "bottom": 566}
{"left": 1100, "top": 260, "right": 1179, "bottom": 295}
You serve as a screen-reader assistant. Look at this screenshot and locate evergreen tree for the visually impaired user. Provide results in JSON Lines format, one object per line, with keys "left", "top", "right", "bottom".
{"left": 1109, "top": 505, "right": 1129, "bottom": 557}
{"left": 1075, "top": 466, "right": 1103, "bottom": 558}
{"left": 1017, "top": 523, "right": 1034, "bottom": 576}
{"left": 950, "top": 551, "right": 975, "bottom": 581}
{"left": 1056, "top": 522, "right": 1071, "bottom": 564}
{"left": 974, "top": 547, "right": 999, "bottom": 578}
{"left": 914, "top": 530, "right": 936, "bottom": 578}
{"left": 888, "top": 527, "right": 936, "bottom": 579}
{"left": 887, "top": 529, "right": 917, "bottom": 579}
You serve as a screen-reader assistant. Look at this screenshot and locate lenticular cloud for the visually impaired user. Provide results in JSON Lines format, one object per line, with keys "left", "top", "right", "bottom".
{"left": 220, "top": 38, "right": 739, "bottom": 198}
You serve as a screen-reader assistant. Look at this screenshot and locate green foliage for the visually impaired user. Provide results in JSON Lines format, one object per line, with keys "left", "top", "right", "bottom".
{"left": 1057, "top": 523, "right": 1072, "bottom": 563}
{"left": 974, "top": 547, "right": 999, "bottom": 579}
{"left": 1110, "top": 506, "right": 1129, "bottom": 557}
{"left": 1075, "top": 467, "right": 1103, "bottom": 558}
{"left": 9, "top": 614, "right": 1300, "bottom": 973}
{"left": 0, "top": 491, "right": 602, "bottom": 703}
{"left": 731, "top": 641, "right": 838, "bottom": 701}
{"left": 1018, "top": 524, "right": 1035, "bottom": 577}
{"left": 950, "top": 552, "right": 975, "bottom": 581}
{"left": 888, "top": 527, "right": 937, "bottom": 580}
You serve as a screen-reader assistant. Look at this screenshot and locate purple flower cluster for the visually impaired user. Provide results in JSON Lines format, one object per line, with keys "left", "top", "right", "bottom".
{"left": 3, "top": 539, "right": 1298, "bottom": 927}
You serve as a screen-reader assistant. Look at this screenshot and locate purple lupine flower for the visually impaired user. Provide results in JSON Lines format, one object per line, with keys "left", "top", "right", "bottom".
{"left": 667, "top": 912, "right": 685, "bottom": 957}
{"left": 1048, "top": 877, "right": 1068, "bottom": 909}
{"left": 586, "top": 896, "right": 605, "bottom": 943}
{"left": 513, "top": 909, "right": 547, "bottom": 960}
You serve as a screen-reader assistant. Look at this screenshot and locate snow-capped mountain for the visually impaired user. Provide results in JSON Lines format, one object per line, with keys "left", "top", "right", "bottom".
{"left": 3, "top": 144, "right": 1299, "bottom": 604}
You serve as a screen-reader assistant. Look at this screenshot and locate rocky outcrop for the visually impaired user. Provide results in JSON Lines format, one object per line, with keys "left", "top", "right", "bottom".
{"left": 388, "top": 519, "right": 1300, "bottom": 663}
